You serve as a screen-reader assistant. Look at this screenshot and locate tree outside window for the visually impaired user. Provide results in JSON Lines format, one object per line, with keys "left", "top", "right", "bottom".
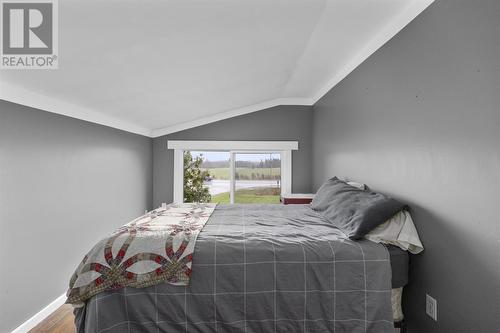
{"left": 183, "top": 151, "right": 211, "bottom": 203}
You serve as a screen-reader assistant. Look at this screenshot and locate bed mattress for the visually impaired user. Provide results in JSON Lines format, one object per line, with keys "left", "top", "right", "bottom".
{"left": 387, "top": 245, "right": 409, "bottom": 288}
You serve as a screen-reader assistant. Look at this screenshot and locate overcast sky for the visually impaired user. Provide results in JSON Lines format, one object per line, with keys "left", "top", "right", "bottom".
{"left": 190, "top": 151, "right": 280, "bottom": 162}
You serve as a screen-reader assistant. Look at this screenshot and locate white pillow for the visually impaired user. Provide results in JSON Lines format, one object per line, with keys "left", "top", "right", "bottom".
{"left": 346, "top": 181, "right": 366, "bottom": 190}
{"left": 365, "top": 210, "right": 424, "bottom": 254}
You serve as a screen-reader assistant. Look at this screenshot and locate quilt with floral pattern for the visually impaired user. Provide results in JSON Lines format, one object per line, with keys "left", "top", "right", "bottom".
{"left": 67, "top": 203, "right": 216, "bottom": 305}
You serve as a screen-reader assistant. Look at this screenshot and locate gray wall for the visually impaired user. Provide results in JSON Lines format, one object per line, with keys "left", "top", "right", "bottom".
{"left": 0, "top": 100, "right": 153, "bottom": 333}
{"left": 153, "top": 105, "right": 313, "bottom": 207}
{"left": 312, "top": 0, "right": 499, "bottom": 331}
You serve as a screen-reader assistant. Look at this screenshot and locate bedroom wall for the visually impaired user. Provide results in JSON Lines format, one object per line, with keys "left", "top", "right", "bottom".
{"left": 311, "top": 0, "right": 499, "bottom": 332}
{"left": 0, "top": 100, "right": 153, "bottom": 333}
{"left": 153, "top": 105, "right": 313, "bottom": 207}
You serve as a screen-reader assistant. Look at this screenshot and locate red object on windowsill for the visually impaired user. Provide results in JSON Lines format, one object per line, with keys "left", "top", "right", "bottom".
{"left": 280, "top": 193, "right": 315, "bottom": 205}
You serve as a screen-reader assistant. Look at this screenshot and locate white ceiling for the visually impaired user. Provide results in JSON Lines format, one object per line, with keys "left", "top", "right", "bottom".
{"left": 0, "top": 0, "right": 433, "bottom": 137}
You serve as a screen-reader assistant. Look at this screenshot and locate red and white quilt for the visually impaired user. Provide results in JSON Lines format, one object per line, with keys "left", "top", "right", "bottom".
{"left": 67, "top": 203, "right": 216, "bottom": 306}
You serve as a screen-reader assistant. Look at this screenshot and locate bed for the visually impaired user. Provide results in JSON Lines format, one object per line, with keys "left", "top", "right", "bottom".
{"left": 70, "top": 178, "right": 422, "bottom": 333}
{"left": 73, "top": 204, "right": 411, "bottom": 333}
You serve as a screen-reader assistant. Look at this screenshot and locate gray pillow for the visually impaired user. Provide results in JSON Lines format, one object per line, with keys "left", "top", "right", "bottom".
{"left": 312, "top": 177, "right": 406, "bottom": 239}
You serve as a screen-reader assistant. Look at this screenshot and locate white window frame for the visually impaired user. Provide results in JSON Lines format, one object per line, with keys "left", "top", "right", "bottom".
{"left": 168, "top": 140, "right": 298, "bottom": 203}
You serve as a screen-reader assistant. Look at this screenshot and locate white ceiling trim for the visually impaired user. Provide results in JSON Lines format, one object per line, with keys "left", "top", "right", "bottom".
{"left": 150, "top": 97, "right": 313, "bottom": 138}
{"left": 310, "top": 0, "right": 435, "bottom": 104}
{"left": 0, "top": 81, "right": 152, "bottom": 137}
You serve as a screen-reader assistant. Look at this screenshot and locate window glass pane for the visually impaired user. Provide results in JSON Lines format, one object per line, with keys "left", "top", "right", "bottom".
{"left": 234, "top": 153, "right": 281, "bottom": 204}
{"left": 184, "top": 151, "right": 230, "bottom": 203}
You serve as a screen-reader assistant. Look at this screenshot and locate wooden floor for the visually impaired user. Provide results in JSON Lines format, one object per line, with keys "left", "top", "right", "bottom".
{"left": 29, "top": 304, "right": 76, "bottom": 333}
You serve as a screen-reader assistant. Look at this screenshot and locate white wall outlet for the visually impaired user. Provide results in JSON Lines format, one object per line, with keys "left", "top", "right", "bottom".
{"left": 426, "top": 294, "right": 437, "bottom": 321}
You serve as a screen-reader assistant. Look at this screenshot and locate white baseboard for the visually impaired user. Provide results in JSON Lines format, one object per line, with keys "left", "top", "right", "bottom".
{"left": 11, "top": 293, "right": 67, "bottom": 333}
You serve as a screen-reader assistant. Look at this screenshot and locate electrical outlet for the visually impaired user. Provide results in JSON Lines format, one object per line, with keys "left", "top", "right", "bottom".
{"left": 426, "top": 294, "right": 437, "bottom": 321}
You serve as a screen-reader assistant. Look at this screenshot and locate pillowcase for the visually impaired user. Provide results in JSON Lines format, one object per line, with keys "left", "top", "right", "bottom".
{"left": 312, "top": 177, "right": 406, "bottom": 239}
{"left": 346, "top": 181, "right": 366, "bottom": 190}
{"left": 365, "top": 210, "right": 424, "bottom": 254}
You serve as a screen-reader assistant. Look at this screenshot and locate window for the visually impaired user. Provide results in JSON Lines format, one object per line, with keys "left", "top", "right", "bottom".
{"left": 185, "top": 150, "right": 230, "bottom": 203}
{"left": 234, "top": 152, "right": 281, "bottom": 204}
{"left": 168, "top": 141, "right": 298, "bottom": 204}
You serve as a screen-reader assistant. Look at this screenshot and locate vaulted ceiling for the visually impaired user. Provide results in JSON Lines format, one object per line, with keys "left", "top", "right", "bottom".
{"left": 0, "top": 0, "right": 433, "bottom": 137}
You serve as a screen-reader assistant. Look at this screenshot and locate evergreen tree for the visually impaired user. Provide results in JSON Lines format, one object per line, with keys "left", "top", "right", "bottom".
{"left": 183, "top": 151, "right": 211, "bottom": 203}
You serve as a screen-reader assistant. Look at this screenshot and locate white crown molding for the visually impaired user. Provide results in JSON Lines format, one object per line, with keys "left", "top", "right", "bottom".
{"left": 1, "top": 0, "right": 433, "bottom": 138}
{"left": 10, "top": 292, "right": 67, "bottom": 333}
{"left": 0, "top": 81, "right": 152, "bottom": 137}
{"left": 150, "top": 97, "right": 313, "bottom": 137}
{"left": 311, "top": 0, "right": 435, "bottom": 104}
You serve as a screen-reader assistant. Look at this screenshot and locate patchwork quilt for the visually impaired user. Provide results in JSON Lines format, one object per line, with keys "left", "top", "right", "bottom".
{"left": 67, "top": 203, "right": 217, "bottom": 305}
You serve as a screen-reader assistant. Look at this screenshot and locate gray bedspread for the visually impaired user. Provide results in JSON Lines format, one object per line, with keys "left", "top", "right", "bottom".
{"left": 75, "top": 204, "right": 393, "bottom": 333}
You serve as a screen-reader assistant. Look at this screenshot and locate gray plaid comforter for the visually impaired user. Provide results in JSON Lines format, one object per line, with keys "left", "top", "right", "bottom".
{"left": 75, "top": 204, "right": 393, "bottom": 333}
